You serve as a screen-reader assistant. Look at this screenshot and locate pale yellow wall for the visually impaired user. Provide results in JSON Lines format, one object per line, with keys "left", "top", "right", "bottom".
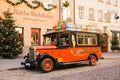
{"left": 0, "top": 0, "right": 60, "bottom": 46}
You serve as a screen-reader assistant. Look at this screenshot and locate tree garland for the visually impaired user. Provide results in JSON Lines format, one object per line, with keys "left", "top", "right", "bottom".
{"left": 6, "top": 0, "right": 57, "bottom": 11}
{"left": 63, "top": 0, "right": 70, "bottom": 7}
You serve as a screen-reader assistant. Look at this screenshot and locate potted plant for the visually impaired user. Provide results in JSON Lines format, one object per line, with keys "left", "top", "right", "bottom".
{"left": 111, "top": 36, "right": 119, "bottom": 51}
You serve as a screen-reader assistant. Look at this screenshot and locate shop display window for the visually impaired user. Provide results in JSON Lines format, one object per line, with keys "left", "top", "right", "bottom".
{"left": 31, "top": 28, "right": 41, "bottom": 46}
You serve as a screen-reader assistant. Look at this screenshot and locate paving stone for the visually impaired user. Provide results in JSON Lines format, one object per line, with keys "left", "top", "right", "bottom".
{"left": 0, "top": 52, "right": 120, "bottom": 80}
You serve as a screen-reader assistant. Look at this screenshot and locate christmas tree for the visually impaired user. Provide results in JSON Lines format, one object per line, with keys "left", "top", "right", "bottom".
{"left": 0, "top": 9, "right": 22, "bottom": 58}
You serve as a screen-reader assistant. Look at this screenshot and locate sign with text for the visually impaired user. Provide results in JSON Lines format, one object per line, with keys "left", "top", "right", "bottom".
{"left": 13, "top": 8, "right": 54, "bottom": 22}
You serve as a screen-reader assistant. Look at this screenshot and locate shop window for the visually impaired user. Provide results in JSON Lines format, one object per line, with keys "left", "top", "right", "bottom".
{"left": 15, "top": 27, "right": 24, "bottom": 46}
{"left": 31, "top": 28, "right": 41, "bottom": 46}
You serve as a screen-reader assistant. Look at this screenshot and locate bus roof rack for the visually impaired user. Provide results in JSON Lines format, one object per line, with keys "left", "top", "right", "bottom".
{"left": 47, "top": 22, "right": 100, "bottom": 34}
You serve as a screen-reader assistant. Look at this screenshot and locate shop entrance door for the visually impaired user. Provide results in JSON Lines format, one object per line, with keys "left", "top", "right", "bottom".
{"left": 101, "top": 33, "right": 108, "bottom": 52}
{"left": 31, "top": 28, "right": 41, "bottom": 46}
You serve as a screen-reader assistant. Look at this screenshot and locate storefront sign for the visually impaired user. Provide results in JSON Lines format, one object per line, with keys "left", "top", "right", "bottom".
{"left": 13, "top": 9, "right": 53, "bottom": 22}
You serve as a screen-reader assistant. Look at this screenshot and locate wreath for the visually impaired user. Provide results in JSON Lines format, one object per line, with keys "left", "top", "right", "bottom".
{"left": 6, "top": 0, "right": 57, "bottom": 11}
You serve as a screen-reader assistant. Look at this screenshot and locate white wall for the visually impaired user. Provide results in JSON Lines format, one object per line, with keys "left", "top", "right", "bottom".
{"left": 74, "top": 0, "right": 120, "bottom": 51}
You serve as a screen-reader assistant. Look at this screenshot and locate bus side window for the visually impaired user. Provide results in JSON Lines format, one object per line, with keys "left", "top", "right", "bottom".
{"left": 85, "top": 36, "right": 88, "bottom": 44}
{"left": 77, "top": 34, "right": 97, "bottom": 46}
{"left": 78, "top": 35, "right": 84, "bottom": 44}
{"left": 92, "top": 36, "right": 97, "bottom": 44}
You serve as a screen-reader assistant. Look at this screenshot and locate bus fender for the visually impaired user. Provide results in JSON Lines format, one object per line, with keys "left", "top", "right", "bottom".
{"left": 37, "top": 53, "right": 57, "bottom": 65}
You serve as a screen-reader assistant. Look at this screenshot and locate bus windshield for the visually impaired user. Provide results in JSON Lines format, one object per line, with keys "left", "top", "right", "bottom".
{"left": 43, "top": 34, "right": 57, "bottom": 46}
{"left": 43, "top": 32, "right": 71, "bottom": 47}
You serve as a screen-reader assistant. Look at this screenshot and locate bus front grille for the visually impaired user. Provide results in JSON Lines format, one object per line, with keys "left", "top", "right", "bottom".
{"left": 29, "top": 47, "right": 36, "bottom": 61}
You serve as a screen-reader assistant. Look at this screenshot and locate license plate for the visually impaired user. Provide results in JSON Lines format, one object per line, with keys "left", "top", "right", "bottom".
{"left": 26, "top": 63, "right": 30, "bottom": 66}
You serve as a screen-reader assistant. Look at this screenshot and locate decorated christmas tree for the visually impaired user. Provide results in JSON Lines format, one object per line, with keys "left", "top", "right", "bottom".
{"left": 0, "top": 9, "right": 22, "bottom": 58}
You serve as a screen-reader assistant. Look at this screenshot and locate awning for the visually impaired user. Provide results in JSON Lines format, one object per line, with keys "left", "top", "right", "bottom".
{"left": 111, "top": 30, "right": 120, "bottom": 33}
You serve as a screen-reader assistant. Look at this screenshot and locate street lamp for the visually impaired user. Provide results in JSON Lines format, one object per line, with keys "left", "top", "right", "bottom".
{"left": 115, "top": 13, "right": 119, "bottom": 19}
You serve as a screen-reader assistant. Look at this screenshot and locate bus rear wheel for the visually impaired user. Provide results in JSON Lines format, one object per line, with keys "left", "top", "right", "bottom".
{"left": 89, "top": 55, "right": 97, "bottom": 66}
{"left": 41, "top": 58, "right": 54, "bottom": 73}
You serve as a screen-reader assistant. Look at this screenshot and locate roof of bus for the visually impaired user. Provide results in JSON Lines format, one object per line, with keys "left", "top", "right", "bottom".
{"left": 43, "top": 30, "right": 100, "bottom": 36}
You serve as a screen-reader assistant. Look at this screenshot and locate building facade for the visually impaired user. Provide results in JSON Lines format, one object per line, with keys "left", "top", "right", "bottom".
{"left": 0, "top": 0, "right": 120, "bottom": 53}
{"left": 0, "top": 0, "right": 60, "bottom": 54}
{"left": 60, "top": 0, "right": 120, "bottom": 52}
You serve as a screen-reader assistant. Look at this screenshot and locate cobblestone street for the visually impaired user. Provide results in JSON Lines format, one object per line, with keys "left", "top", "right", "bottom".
{"left": 0, "top": 53, "right": 120, "bottom": 80}
{"left": 52, "top": 59, "right": 120, "bottom": 80}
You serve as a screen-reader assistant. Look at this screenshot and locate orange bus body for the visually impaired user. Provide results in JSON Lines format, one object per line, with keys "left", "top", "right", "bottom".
{"left": 36, "top": 46, "right": 102, "bottom": 63}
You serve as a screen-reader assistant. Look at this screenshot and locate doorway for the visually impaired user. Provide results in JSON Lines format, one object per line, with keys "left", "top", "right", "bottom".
{"left": 101, "top": 33, "right": 108, "bottom": 52}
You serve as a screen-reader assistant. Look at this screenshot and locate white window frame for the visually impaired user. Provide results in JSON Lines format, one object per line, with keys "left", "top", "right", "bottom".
{"left": 78, "top": 6, "right": 84, "bottom": 19}
{"left": 98, "top": 10, "right": 103, "bottom": 22}
{"left": 89, "top": 8, "right": 94, "bottom": 20}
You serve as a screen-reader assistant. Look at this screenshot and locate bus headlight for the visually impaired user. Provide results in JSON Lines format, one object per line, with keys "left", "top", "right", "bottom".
{"left": 36, "top": 52, "right": 40, "bottom": 58}
{"left": 36, "top": 52, "right": 40, "bottom": 56}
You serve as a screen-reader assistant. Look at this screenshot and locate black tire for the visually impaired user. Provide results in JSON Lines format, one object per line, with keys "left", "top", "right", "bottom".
{"left": 40, "top": 58, "right": 54, "bottom": 73}
{"left": 25, "top": 65, "right": 33, "bottom": 70}
{"left": 89, "top": 55, "right": 97, "bottom": 66}
{"left": 24, "top": 59, "right": 34, "bottom": 70}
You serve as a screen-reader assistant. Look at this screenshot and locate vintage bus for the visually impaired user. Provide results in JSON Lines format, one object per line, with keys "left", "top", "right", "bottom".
{"left": 21, "top": 29, "right": 102, "bottom": 72}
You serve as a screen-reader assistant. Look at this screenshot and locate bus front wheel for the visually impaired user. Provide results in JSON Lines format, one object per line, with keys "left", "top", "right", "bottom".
{"left": 40, "top": 58, "right": 54, "bottom": 73}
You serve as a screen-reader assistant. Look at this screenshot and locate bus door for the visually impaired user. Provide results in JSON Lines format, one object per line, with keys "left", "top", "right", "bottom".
{"left": 58, "top": 32, "right": 75, "bottom": 62}
{"left": 70, "top": 34, "right": 87, "bottom": 61}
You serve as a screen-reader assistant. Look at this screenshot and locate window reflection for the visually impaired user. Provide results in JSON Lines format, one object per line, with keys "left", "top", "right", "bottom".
{"left": 31, "top": 28, "right": 40, "bottom": 46}
{"left": 31, "top": 32, "right": 39, "bottom": 45}
{"left": 15, "top": 27, "right": 24, "bottom": 46}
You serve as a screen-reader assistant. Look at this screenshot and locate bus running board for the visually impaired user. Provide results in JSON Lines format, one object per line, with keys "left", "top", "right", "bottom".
{"left": 59, "top": 60, "right": 90, "bottom": 65}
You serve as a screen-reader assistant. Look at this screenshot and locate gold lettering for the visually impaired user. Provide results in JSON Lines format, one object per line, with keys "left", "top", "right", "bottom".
{"left": 13, "top": 9, "right": 30, "bottom": 16}
{"left": 31, "top": 11, "right": 53, "bottom": 19}
{"left": 13, "top": 9, "right": 53, "bottom": 20}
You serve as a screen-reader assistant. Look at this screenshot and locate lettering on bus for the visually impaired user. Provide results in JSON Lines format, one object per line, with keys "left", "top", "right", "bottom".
{"left": 76, "top": 50, "right": 84, "bottom": 54}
